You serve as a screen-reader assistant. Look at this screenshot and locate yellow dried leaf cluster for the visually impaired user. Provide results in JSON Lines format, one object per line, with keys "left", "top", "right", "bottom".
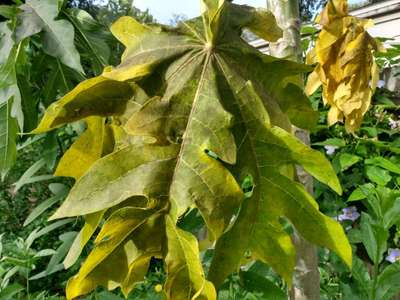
{"left": 305, "top": 0, "right": 384, "bottom": 132}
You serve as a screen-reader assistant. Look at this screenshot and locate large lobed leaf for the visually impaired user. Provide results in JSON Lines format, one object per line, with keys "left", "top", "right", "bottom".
{"left": 34, "top": 1, "right": 351, "bottom": 299}
{"left": 305, "top": 0, "right": 384, "bottom": 133}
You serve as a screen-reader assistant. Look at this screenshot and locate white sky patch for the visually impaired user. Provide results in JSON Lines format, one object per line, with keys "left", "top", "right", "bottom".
{"left": 134, "top": 0, "right": 266, "bottom": 24}
{"left": 134, "top": 0, "right": 364, "bottom": 24}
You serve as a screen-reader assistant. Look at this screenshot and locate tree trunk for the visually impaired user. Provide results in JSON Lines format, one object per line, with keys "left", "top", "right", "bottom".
{"left": 265, "top": 1, "right": 320, "bottom": 299}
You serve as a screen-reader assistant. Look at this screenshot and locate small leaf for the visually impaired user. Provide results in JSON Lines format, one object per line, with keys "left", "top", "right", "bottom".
{"left": 13, "top": 158, "right": 52, "bottom": 192}
{"left": 365, "top": 165, "right": 392, "bottom": 186}
{"left": 348, "top": 183, "right": 375, "bottom": 202}
{"left": 338, "top": 153, "right": 362, "bottom": 172}
{"left": 313, "top": 138, "right": 346, "bottom": 147}
{"left": 240, "top": 269, "right": 286, "bottom": 300}
{"left": 0, "top": 283, "right": 24, "bottom": 299}
{"left": 24, "top": 191, "right": 68, "bottom": 226}
{"left": 66, "top": 8, "right": 111, "bottom": 74}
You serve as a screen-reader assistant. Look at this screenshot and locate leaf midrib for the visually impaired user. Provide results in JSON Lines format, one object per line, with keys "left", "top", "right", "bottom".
{"left": 168, "top": 49, "right": 210, "bottom": 203}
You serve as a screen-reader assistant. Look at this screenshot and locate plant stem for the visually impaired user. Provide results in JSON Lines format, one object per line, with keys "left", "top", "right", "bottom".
{"left": 266, "top": 1, "right": 320, "bottom": 299}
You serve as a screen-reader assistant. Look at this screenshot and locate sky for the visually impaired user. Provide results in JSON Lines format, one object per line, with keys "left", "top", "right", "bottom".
{"left": 135, "top": 0, "right": 362, "bottom": 24}
{"left": 135, "top": 0, "right": 268, "bottom": 23}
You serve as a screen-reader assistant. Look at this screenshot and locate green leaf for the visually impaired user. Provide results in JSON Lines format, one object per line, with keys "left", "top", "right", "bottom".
{"left": 50, "top": 144, "right": 180, "bottom": 218}
{"left": 164, "top": 215, "right": 216, "bottom": 300}
{"left": 13, "top": 158, "right": 53, "bottom": 192}
{"left": 65, "top": 8, "right": 111, "bottom": 75}
{"left": 313, "top": 138, "right": 346, "bottom": 147}
{"left": 30, "top": 232, "right": 77, "bottom": 280}
{"left": 34, "top": 219, "right": 74, "bottom": 241}
{"left": 23, "top": 188, "right": 68, "bottom": 226}
{"left": 376, "top": 263, "right": 400, "bottom": 300}
{"left": 15, "top": 0, "right": 84, "bottom": 73}
{"left": 0, "top": 21, "right": 23, "bottom": 179}
{"left": 348, "top": 183, "right": 375, "bottom": 202}
{"left": 0, "top": 98, "right": 18, "bottom": 180}
{"left": 365, "top": 165, "right": 392, "bottom": 186}
{"left": 277, "top": 83, "right": 318, "bottom": 131}
{"left": 0, "top": 5, "right": 18, "bottom": 19}
{"left": 374, "top": 187, "right": 400, "bottom": 229}
{"left": 351, "top": 256, "right": 371, "bottom": 295}
{"left": 365, "top": 157, "right": 400, "bottom": 175}
{"left": 0, "top": 283, "right": 24, "bottom": 299}
{"left": 338, "top": 153, "right": 362, "bottom": 172}
{"left": 360, "top": 213, "right": 388, "bottom": 265}
{"left": 240, "top": 269, "right": 286, "bottom": 300}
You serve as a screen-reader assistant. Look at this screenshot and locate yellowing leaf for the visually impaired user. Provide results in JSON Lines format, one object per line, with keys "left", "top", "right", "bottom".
{"left": 55, "top": 117, "right": 105, "bottom": 180}
{"left": 32, "top": 76, "right": 134, "bottom": 133}
{"left": 50, "top": 144, "right": 180, "bottom": 219}
{"left": 305, "top": 0, "right": 383, "bottom": 132}
{"left": 66, "top": 207, "right": 164, "bottom": 299}
{"left": 33, "top": 1, "right": 350, "bottom": 297}
{"left": 63, "top": 211, "right": 104, "bottom": 269}
{"left": 164, "top": 216, "right": 216, "bottom": 300}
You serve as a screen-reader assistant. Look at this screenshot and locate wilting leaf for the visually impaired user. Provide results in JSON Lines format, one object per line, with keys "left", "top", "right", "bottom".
{"left": 15, "top": 0, "right": 83, "bottom": 73}
{"left": 66, "top": 207, "right": 164, "bottom": 299}
{"left": 305, "top": 0, "right": 384, "bottom": 132}
{"left": 34, "top": 1, "right": 350, "bottom": 298}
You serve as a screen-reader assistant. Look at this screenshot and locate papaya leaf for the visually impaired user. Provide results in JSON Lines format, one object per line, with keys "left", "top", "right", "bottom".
{"left": 34, "top": 1, "right": 350, "bottom": 298}
{"left": 305, "top": 0, "right": 384, "bottom": 132}
{"left": 54, "top": 116, "right": 107, "bottom": 180}
{"left": 15, "top": 0, "right": 84, "bottom": 73}
{"left": 63, "top": 211, "right": 105, "bottom": 269}
{"left": 66, "top": 207, "right": 164, "bottom": 299}
{"left": 32, "top": 76, "right": 134, "bottom": 133}
{"left": 164, "top": 215, "right": 216, "bottom": 300}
